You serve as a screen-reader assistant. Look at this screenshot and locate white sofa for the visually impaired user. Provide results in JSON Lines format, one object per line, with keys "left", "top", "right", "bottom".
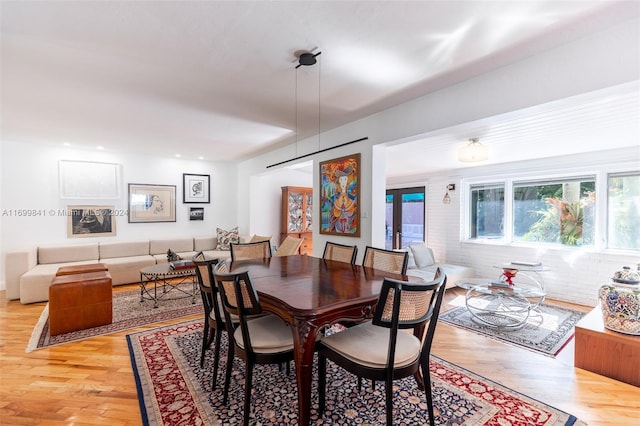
{"left": 400, "top": 243, "right": 475, "bottom": 288}
{"left": 5, "top": 235, "right": 251, "bottom": 304}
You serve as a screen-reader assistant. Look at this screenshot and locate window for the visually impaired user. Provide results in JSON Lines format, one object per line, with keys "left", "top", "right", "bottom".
{"left": 469, "top": 184, "right": 504, "bottom": 239}
{"left": 513, "top": 177, "right": 595, "bottom": 246}
{"left": 465, "top": 170, "right": 638, "bottom": 251}
{"left": 608, "top": 172, "right": 640, "bottom": 250}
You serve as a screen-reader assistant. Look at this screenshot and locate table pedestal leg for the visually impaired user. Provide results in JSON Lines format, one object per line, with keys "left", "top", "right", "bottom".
{"left": 291, "top": 317, "right": 318, "bottom": 426}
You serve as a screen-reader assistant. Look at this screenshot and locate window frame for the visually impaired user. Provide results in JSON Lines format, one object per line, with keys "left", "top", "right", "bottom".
{"left": 461, "top": 164, "right": 639, "bottom": 253}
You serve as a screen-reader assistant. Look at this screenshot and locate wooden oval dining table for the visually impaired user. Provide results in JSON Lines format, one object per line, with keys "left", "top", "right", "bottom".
{"left": 228, "top": 254, "right": 422, "bottom": 426}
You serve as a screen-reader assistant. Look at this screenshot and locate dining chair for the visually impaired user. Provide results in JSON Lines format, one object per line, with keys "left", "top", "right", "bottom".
{"left": 274, "top": 235, "right": 303, "bottom": 257}
{"left": 317, "top": 268, "right": 447, "bottom": 426}
{"left": 212, "top": 261, "right": 295, "bottom": 426}
{"left": 230, "top": 240, "right": 272, "bottom": 261}
{"left": 322, "top": 241, "right": 358, "bottom": 264}
{"left": 192, "top": 253, "right": 238, "bottom": 390}
{"left": 362, "top": 245, "right": 408, "bottom": 274}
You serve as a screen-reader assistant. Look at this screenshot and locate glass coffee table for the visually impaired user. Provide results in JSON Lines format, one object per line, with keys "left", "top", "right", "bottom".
{"left": 140, "top": 263, "right": 197, "bottom": 308}
{"left": 456, "top": 278, "right": 546, "bottom": 329}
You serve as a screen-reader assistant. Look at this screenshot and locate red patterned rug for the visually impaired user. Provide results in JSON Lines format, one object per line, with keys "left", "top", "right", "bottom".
{"left": 127, "top": 319, "right": 585, "bottom": 425}
{"left": 27, "top": 284, "right": 202, "bottom": 352}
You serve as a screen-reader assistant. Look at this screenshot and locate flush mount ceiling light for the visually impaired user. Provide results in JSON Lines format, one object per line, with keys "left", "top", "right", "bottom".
{"left": 458, "top": 137, "right": 488, "bottom": 162}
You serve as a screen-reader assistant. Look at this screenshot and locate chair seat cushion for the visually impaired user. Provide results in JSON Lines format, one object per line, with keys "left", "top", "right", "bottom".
{"left": 234, "top": 314, "right": 293, "bottom": 353}
{"left": 320, "top": 322, "right": 421, "bottom": 368}
{"left": 209, "top": 296, "right": 239, "bottom": 323}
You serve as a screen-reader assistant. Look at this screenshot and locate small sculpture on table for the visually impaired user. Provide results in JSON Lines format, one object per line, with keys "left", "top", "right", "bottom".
{"left": 500, "top": 267, "right": 519, "bottom": 286}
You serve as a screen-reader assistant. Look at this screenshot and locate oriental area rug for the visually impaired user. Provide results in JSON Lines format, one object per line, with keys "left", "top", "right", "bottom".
{"left": 126, "top": 319, "right": 585, "bottom": 426}
{"left": 439, "top": 303, "right": 586, "bottom": 357}
{"left": 26, "top": 284, "right": 203, "bottom": 352}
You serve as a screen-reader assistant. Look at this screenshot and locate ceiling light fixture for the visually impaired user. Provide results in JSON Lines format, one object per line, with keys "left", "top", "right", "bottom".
{"left": 458, "top": 137, "right": 488, "bottom": 162}
{"left": 266, "top": 49, "right": 369, "bottom": 169}
{"left": 294, "top": 49, "right": 322, "bottom": 155}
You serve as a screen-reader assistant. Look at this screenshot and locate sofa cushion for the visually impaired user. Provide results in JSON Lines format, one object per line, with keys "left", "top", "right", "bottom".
{"left": 407, "top": 263, "right": 475, "bottom": 289}
{"left": 394, "top": 248, "right": 417, "bottom": 269}
{"left": 216, "top": 227, "right": 239, "bottom": 250}
{"left": 409, "top": 243, "right": 435, "bottom": 268}
{"left": 100, "top": 241, "right": 149, "bottom": 259}
{"left": 38, "top": 244, "right": 99, "bottom": 265}
{"left": 19, "top": 261, "right": 99, "bottom": 304}
{"left": 149, "top": 238, "right": 194, "bottom": 255}
{"left": 194, "top": 236, "right": 217, "bottom": 251}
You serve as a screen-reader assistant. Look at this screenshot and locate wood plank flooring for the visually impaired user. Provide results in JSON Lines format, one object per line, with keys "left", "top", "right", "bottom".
{"left": 1, "top": 286, "right": 638, "bottom": 425}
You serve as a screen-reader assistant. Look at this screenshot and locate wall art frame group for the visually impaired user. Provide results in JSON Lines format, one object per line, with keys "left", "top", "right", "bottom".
{"left": 319, "top": 153, "right": 361, "bottom": 237}
{"left": 67, "top": 205, "right": 116, "bottom": 238}
{"left": 128, "top": 183, "right": 176, "bottom": 223}
{"left": 183, "top": 173, "right": 210, "bottom": 204}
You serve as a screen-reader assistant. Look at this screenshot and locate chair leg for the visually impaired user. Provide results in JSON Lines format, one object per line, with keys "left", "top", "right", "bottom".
{"left": 385, "top": 378, "right": 394, "bottom": 426}
{"left": 318, "top": 355, "right": 327, "bottom": 413}
{"left": 200, "top": 322, "right": 210, "bottom": 367}
{"left": 243, "top": 361, "right": 254, "bottom": 426}
{"left": 212, "top": 329, "right": 223, "bottom": 389}
{"left": 223, "top": 345, "right": 234, "bottom": 405}
{"left": 421, "top": 363, "right": 435, "bottom": 426}
{"left": 357, "top": 376, "right": 362, "bottom": 392}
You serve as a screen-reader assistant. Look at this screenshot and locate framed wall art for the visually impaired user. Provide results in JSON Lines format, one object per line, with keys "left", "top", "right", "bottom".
{"left": 319, "top": 153, "right": 361, "bottom": 237}
{"left": 189, "top": 207, "right": 204, "bottom": 221}
{"left": 67, "top": 205, "right": 116, "bottom": 238}
{"left": 59, "top": 160, "right": 120, "bottom": 199}
{"left": 128, "top": 184, "right": 176, "bottom": 223}
{"left": 183, "top": 173, "right": 210, "bottom": 203}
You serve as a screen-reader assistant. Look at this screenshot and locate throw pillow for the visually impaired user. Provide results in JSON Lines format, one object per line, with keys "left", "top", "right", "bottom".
{"left": 250, "top": 234, "right": 272, "bottom": 243}
{"left": 216, "top": 226, "right": 239, "bottom": 250}
{"left": 409, "top": 243, "right": 435, "bottom": 268}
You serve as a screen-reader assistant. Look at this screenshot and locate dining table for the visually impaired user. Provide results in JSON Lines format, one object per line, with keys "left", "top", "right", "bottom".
{"left": 228, "top": 254, "right": 421, "bottom": 426}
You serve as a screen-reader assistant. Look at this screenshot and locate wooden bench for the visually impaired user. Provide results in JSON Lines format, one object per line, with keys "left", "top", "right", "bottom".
{"left": 49, "top": 270, "right": 113, "bottom": 336}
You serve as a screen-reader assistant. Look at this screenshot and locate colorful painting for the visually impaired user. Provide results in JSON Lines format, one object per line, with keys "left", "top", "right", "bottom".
{"left": 319, "top": 153, "right": 360, "bottom": 237}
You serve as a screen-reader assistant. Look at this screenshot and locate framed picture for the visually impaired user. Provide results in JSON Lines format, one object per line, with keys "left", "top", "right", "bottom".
{"left": 189, "top": 207, "right": 204, "bottom": 221}
{"left": 183, "top": 173, "right": 210, "bottom": 203}
{"left": 128, "top": 184, "right": 176, "bottom": 223}
{"left": 67, "top": 205, "right": 116, "bottom": 238}
{"left": 59, "top": 160, "right": 120, "bottom": 199}
{"left": 319, "top": 153, "right": 361, "bottom": 237}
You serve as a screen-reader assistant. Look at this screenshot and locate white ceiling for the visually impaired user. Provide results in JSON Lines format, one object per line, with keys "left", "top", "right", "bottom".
{"left": 2, "top": 1, "right": 639, "bottom": 177}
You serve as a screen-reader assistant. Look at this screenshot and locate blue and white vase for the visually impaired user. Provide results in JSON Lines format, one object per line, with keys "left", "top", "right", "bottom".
{"left": 598, "top": 266, "right": 640, "bottom": 335}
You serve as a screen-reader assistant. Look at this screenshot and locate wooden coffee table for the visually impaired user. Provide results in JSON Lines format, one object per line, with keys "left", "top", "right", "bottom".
{"left": 139, "top": 263, "right": 197, "bottom": 308}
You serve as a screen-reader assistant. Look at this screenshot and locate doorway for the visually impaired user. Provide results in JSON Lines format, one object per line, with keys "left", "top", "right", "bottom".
{"left": 385, "top": 187, "right": 425, "bottom": 249}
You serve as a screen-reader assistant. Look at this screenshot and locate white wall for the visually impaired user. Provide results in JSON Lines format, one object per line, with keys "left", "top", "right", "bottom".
{"left": 0, "top": 140, "right": 238, "bottom": 289}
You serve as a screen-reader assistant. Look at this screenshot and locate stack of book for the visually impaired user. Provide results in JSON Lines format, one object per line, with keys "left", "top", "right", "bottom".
{"left": 169, "top": 260, "right": 195, "bottom": 270}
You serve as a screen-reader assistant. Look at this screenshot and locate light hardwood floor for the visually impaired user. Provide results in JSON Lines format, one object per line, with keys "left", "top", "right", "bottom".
{"left": 1, "top": 286, "right": 638, "bottom": 425}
